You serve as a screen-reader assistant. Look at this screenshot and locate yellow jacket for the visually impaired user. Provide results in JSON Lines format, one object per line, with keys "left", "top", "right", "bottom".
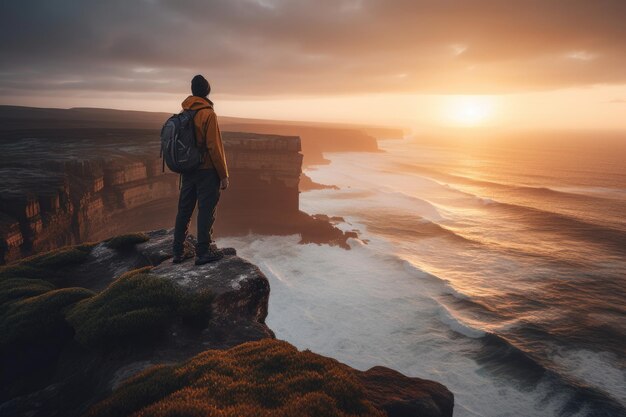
{"left": 181, "top": 95, "right": 229, "bottom": 179}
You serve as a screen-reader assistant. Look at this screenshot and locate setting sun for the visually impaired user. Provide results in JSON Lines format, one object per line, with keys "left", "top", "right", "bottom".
{"left": 443, "top": 96, "right": 496, "bottom": 126}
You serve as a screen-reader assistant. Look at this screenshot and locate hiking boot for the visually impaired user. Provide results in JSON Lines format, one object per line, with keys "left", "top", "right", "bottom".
{"left": 221, "top": 247, "right": 237, "bottom": 256}
{"left": 172, "top": 251, "right": 193, "bottom": 264}
{"left": 195, "top": 246, "right": 224, "bottom": 265}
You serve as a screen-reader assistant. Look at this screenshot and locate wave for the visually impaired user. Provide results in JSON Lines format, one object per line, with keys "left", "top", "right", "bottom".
{"left": 434, "top": 291, "right": 626, "bottom": 416}
{"left": 476, "top": 332, "right": 626, "bottom": 416}
{"left": 436, "top": 302, "right": 486, "bottom": 339}
{"left": 396, "top": 161, "right": 626, "bottom": 226}
{"left": 429, "top": 289, "right": 626, "bottom": 416}
{"left": 366, "top": 216, "right": 477, "bottom": 244}
{"left": 358, "top": 208, "right": 482, "bottom": 247}
{"left": 352, "top": 161, "right": 626, "bottom": 256}
{"left": 488, "top": 198, "right": 626, "bottom": 256}
{"left": 393, "top": 251, "right": 626, "bottom": 414}
{"left": 395, "top": 162, "right": 624, "bottom": 202}
{"left": 361, "top": 193, "right": 626, "bottom": 271}
{"left": 407, "top": 173, "right": 626, "bottom": 257}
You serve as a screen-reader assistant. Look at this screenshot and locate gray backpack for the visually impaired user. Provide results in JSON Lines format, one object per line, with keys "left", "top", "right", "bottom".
{"left": 160, "top": 110, "right": 204, "bottom": 173}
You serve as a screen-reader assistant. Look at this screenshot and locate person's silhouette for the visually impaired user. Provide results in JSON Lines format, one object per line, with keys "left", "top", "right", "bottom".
{"left": 172, "top": 75, "right": 230, "bottom": 265}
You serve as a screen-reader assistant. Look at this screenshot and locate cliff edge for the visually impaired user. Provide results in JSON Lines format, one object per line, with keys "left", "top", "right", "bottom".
{"left": 0, "top": 128, "right": 357, "bottom": 264}
{"left": 0, "top": 230, "right": 453, "bottom": 417}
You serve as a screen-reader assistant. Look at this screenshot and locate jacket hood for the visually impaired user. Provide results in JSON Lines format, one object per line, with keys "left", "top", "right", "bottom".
{"left": 181, "top": 95, "right": 213, "bottom": 111}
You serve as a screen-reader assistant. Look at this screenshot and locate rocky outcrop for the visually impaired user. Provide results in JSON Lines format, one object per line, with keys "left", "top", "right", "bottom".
{"left": 0, "top": 230, "right": 453, "bottom": 417}
{"left": 0, "top": 128, "right": 355, "bottom": 264}
{"left": 299, "top": 172, "right": 339, "bottom": 191}
{"left": 219, "top": 121, "right": 381, "bottom": 167}
{"left": 357, "top": 366, "right": 454, "bottom": 417}
{"left": 0, "top": 230, "right": 273, "bottom": 416}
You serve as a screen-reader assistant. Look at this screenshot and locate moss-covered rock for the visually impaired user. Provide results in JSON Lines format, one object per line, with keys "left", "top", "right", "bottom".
{"left": 0, "top": 284, "right": 94, "bottom": 401}
{"left": 0, "top": 244, "right": 95, "bottom": 282}
{"left": 85, "top": 339, "right": 385, "bottom": 417}
{"left": 105, "top": 233, "right": 149, "bottom": 251}
{"left": 0, "top": 286, "right": 94, "bottom": 351}
{"left": 66, "top": 269, "right": 181, "bottom": 347}
{"left": 178, "top": 288, "right": 215, "bottom": 326}
{"left": 0, "top": 277, "right": 55, "bottom": 307}
{"left": 65, "top": 267, "right": 214, "bottom": 347}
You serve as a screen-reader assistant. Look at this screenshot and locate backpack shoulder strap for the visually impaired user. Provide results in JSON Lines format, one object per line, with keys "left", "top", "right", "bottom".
{"left": 179, "top": 109, "right": 198, "bottom": 125}
{"left": 190, "top": 108, "right": 213, "bottom": 152}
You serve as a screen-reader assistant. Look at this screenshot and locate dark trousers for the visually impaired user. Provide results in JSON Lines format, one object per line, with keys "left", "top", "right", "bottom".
{"left": 173, "top": 169, "right": 221, "bottom": 256}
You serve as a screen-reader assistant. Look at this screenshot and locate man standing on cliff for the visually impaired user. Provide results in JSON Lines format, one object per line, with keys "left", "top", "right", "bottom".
{"left": 172, "top": 75, "right": 229, "bottom": 265}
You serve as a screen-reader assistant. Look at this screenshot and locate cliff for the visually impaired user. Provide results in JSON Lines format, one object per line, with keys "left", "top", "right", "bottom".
{"left": 219, "top": 122, "right": 381, "bottom": 166}
{"left": 0, "top": 105, "right": 387, "bottom": 166}
{"left": 0, "top": 128, "right": 354, "bottom": 264}
{"left": 0, "top": 230, "right": 453, "bottom": 417}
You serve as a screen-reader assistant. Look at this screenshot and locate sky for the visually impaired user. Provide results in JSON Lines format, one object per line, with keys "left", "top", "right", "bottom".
{"left": 1, "top": 0, "right": 625, "bottom": 131}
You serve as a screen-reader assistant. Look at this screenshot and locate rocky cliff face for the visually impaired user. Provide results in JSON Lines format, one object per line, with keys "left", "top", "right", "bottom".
{"left": 0, "top": 230, "right": 453, "bottom": 417}
{"left": 0, "top": 128, "right": 352, "bottom": 264}
{"left": 219, "top": 122, "right": 381, "bottom": 167}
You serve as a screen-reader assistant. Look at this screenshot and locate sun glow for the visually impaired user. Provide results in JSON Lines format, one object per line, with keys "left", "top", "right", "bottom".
{"left": 442, "top": 96, "right": 496, "bottom": 126}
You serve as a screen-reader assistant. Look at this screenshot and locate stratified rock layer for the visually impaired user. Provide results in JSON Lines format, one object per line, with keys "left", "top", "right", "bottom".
{"left": 0, "top": 128, "right": 353, "bottom": 264}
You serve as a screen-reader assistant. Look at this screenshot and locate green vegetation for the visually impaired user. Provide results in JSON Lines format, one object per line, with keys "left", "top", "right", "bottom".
{"left": 178, "top": 288, "right": 214, "bottom": 325}
{"left": 85, "top": 339, "right": 385, "bottom": 417}
{"left": 0, "top": 285, "right": 93, "bottom": 351}
{"left": 66, "top": 269, "right": 180, "bottom": 347}
{"left": 66, "top": 268, "right": 213, "bottom": 347}
{"left": 0, "top": 244, "right": 97, "bottom": 351}
{"left": 105, "top": 233, "right": 149, "bottom": 251}
{"left": 0, "top": 235, "right": 213, "bottom": 351}
{"left": 0, "top": 240, "right": 215, "bottom": 410}
{"left": 0, "top": 278, "right": 55, "bottom": 306}
{"left": 0, "top": 244, "right": 95, "bottom": 282}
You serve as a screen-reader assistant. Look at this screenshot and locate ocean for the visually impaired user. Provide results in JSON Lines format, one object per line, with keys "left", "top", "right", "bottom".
{"left": 219, "top": 134, "right": 626, "bottom": 417}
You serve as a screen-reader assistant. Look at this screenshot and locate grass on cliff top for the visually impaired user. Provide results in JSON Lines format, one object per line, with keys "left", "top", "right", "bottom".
{"left": 85, "top": 339, "right": 385, "bottom": 417}
{"left": 66, "top": 268, "right": 214, "bottom": 348}
{"left": 0, "top": 233, "right": 213, "bottom": 350}
{"left": 0, "top": 231, "right": 148, "bottom": 283}
{"left": 0, "top": 244, "right": 96, "bottom": 282}
{"left": 0, "top": 280, "right": 93, "bottom": 351}
{"left": 105, "top": 233, "right": 149, "bottom": 251}
{"left": 0, "top": 277, "right": 55, "bottom": 307}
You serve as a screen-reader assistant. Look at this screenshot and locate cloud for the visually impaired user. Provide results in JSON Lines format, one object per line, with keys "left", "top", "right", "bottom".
{"left": 566, "top": 51, "right": 596, "bottom": 61}
{"left": 1, "top": 0, "right": 625, "bottom": 98}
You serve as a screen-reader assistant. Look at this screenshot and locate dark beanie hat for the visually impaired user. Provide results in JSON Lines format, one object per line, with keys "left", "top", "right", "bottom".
{"left": 191, "top": 75, "right": 210, "bottom": 97}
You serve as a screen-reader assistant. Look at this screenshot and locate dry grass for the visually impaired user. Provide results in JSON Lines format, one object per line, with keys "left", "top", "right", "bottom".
{"left": 85, "top": 339, "right": 385, "bottom": 417}
{"left": 105, "top": 233, "right": 149, "bottom": 251}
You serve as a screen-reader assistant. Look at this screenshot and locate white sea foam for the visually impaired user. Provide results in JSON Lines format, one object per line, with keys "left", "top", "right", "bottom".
{"left": 217, "top": 231, "right": 584, "bottom": 416}
{"left": 551, "top": 348, "right": 626, "bottom": 406}
{"left": 436, "top": 303, "right": 486, "bottom": 339}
